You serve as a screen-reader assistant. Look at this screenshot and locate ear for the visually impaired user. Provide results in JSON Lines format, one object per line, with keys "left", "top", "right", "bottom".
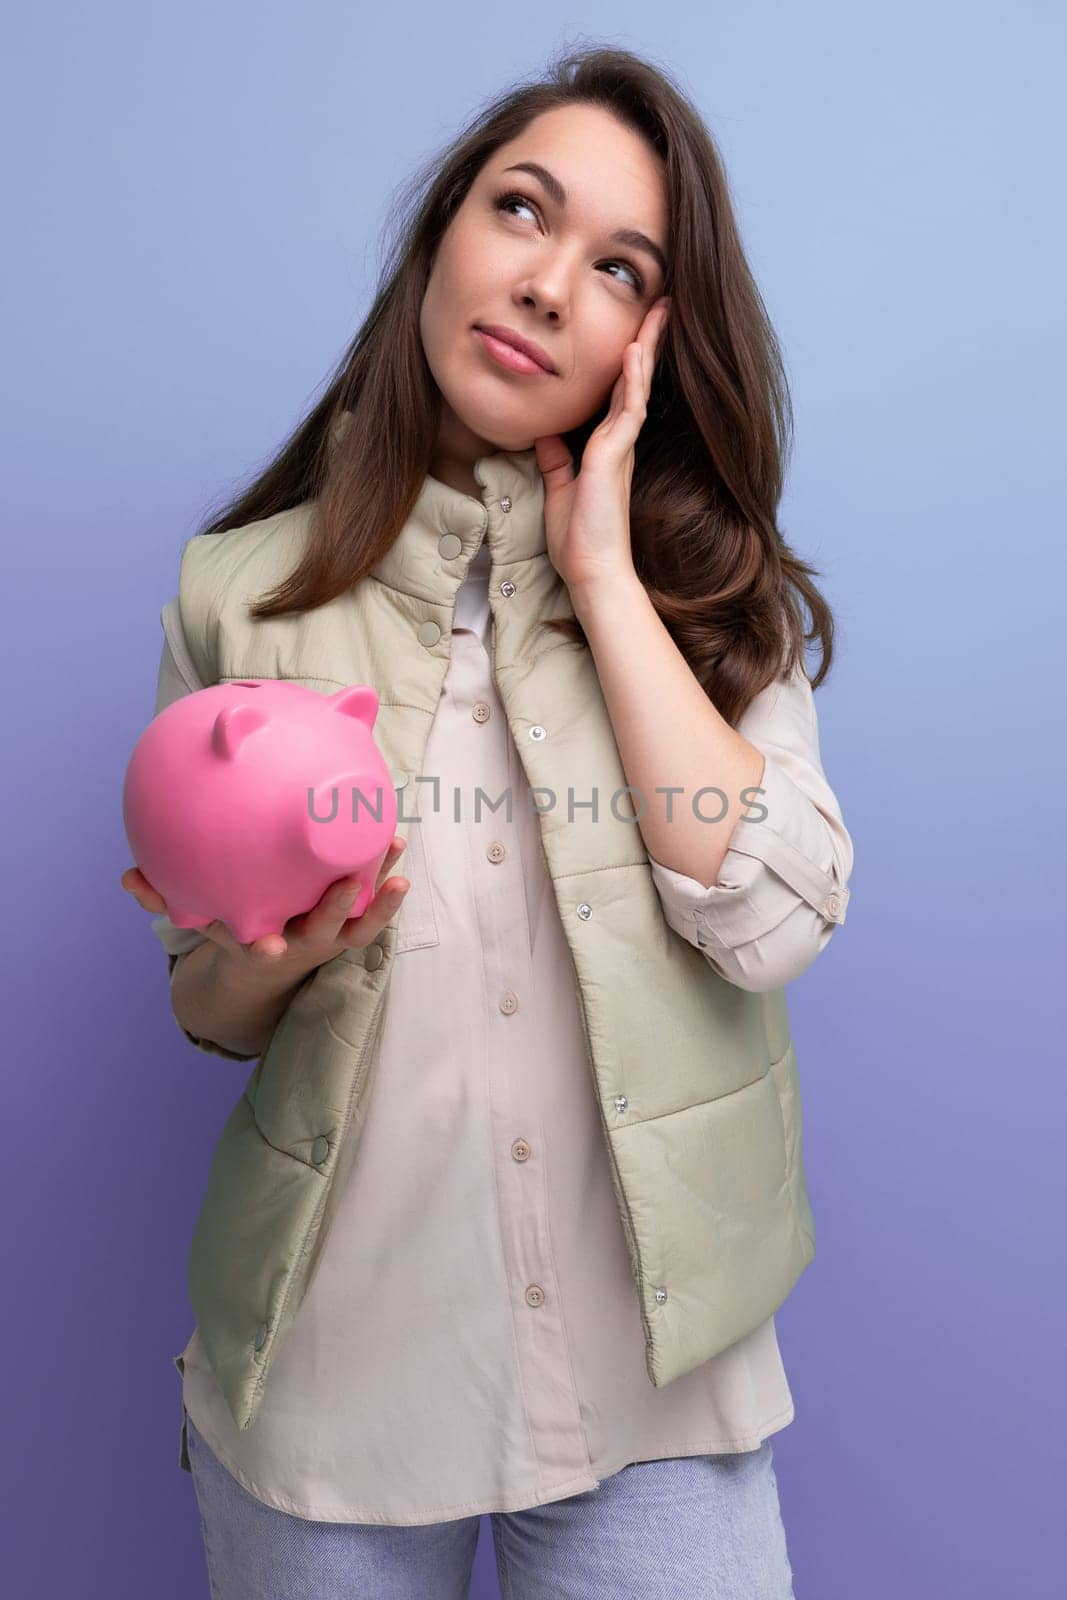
{"left": 210, "top": 704, "right": 268, "bottom": 761}
{"left": 329, "top": 685, "right": 380, "bottom": 728}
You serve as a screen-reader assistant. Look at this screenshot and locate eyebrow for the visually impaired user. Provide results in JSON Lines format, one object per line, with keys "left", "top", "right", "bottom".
{"left": 501, "top": 161, "right": 668, "bottom": 281}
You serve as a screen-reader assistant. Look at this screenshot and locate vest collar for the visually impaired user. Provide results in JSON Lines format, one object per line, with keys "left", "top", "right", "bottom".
{"left": 369, "top": 446, "right": 547, "bottom": 601}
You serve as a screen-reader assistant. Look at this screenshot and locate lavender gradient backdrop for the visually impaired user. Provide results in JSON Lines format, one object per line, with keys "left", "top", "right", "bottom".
{"left": 4, "top": 3, "right": 1064, "bottom": 1596}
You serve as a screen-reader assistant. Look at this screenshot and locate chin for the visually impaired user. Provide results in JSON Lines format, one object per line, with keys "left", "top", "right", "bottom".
{"left": 444, "top": 394, "right": 535, "bottom": 454}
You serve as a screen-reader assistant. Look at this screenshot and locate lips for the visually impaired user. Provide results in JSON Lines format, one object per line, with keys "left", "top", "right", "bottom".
{"left": 474, "top": 323, "right": 557, "bottom": 375}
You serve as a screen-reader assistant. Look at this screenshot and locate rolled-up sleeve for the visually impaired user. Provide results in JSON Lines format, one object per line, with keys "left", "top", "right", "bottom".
{"left": 160, "top": 947, "right": 260, "bottom": 1062}
{"left": 648, "top": 658, "right": 854, "bottom": 992}
{"left": 147, "top": 600, "right": 258, "bottom": 1061}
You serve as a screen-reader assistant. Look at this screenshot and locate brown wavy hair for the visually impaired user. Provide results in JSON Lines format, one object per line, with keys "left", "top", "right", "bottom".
{"left": 193, "top": 41, "right": 836, "bottom": 727}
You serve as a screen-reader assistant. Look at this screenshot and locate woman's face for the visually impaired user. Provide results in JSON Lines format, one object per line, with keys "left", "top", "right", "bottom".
{"left": 420, "top": 102, "right": 669, "bottom": 483}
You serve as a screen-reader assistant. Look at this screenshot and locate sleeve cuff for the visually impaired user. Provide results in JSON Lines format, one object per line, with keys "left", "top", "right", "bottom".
{"left": 151, "top": 911, "right": 213, "bottom": 958}
{"left": 648, "top": 752, "right": 851, "bottom": 952}
{"left": 165, "top": 950, "right": 259, "bottom": 1063}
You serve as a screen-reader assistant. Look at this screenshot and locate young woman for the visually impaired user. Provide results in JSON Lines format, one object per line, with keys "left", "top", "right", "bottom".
{"left": 123, "top": 44, "right": 853, "bottom": 1600}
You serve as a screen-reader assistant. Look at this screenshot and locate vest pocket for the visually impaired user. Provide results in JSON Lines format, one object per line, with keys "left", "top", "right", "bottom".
{"left": 391, "top": 816, "right": 440, "bottom": 953}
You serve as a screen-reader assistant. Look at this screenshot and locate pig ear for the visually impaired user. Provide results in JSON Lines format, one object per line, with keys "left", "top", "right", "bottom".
{"left": 329, "top": 686, "right": 379, "bottom": 728}
{"left": 211, "top": 704, "right": 268, "bottom": 762}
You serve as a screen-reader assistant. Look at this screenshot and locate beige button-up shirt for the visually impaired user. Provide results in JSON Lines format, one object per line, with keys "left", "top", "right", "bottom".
{"left": 151, "top": 538, "right": 853, "bottom": 1525}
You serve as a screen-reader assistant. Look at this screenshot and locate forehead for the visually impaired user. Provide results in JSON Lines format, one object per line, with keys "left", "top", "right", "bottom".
{"left": 488, "top": 104, "right": 667, "bottom": 229}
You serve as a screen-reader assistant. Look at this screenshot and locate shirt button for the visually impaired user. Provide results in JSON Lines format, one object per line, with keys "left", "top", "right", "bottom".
{"left": 511, "top": 1138, "right": 531, "bottom": 1162}
{"left": 525, "top": 1285, "right": 545, "bottom": 1308}
{"left": 472, "top": 701, "right": 491, "bottom": 723}
{"left": 529, "top": 725, "right": 546, "bottom": 741}
{"left": 310, "top": 1135, "right": 329, "bottom": 1165}
{"left": 487, "top": 841, "right": 505, "bottom": 863}
{"left": 500, "top": 580, "right": 516, "bottom": 598}
{"left": 438, "top": 533, "right": 463, "bottom": 560}
{"left": 499, "top": 990, "right": 518, "bottom": 1015}
{"left": 416, "top": 620, "right": 442, "bottom": 647}
{"left": 364, "top": 943, "right": 384, "bottom": 970}
{"left": 500, "top": 495, "right": 512, "bottom": 513}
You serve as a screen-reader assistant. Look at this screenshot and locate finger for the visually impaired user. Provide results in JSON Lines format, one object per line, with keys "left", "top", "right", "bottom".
{"left": 635, "top": 299, "right": 670, "bottom": 382}
{"left": 641, "top": 295, "right": 670, "bottom": 346}
{"left": 120, "top": 865, "right": 149, "bottom": 898}
{"left": 638, "top": 343, "right": 654, "bottom": 404}
{"left": 337, "top": 877, "right": 410, "bottom": 949}
{"left": 198, "top": 918, "right": 290, "bottom": 970}
{"left": 600, "top": 345, "right": 647, "bottom": 445}
{"left": 313, "top": 833, "right": 406, "bottom": 928}
{"left": 373, "top": 835, "right": 407, "bottom": 892}
{"left": 245, "top": 932, "right": 291, "bottom": 963}
{"left": 532, "top": 435, "right": 575, "bottom": 490}
{"left": 120, "top": 866, "right": 167, "bottom": 915}
{"left": 282, "top": 874, "right": 362, "bottom": 946}
{"left": 630, "top": 341, "right": 652, "bottom": 415}
{"left": 598, "top": 363, "right": 629, "bottom": 432}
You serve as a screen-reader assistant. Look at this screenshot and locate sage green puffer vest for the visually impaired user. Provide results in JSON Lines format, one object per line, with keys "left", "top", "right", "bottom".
{"left": 172, "top": 445, "right": 815, "bottom": 1435}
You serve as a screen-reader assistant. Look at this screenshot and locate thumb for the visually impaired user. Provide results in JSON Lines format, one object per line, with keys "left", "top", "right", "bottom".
{"left": 533, "top": 434, "right": 574, "bottom": 492}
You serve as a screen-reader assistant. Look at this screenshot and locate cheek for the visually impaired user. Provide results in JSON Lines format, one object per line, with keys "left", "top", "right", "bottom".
{"left": 420, "top": 247, "right": 471, "bottom": 366}
{"left": 434, "top": 220, "right": 496, "bottom": 302}
{"left": 568, "top": 332, "right": 630, "bottom": 405}
{"left": 418, "top": 283, "right": 444, "bottom": 372}
{"left": 568, "top": 293, "right": 637, "bottom": 385}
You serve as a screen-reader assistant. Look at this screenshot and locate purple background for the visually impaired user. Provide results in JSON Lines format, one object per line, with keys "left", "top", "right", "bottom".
{"left": 4, "top": 3, "right": 1063, "bottom": 1595}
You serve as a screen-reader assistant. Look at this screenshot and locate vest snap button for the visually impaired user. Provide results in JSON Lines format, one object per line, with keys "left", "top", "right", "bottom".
{"left": 364, "top": 943, "right": 384, "bottom": 970}
{"left": 254, "top": 1322, "right": 268, "bottom": 1351}
{"left": 416, "top": 620, "right": 442, "bottom": 647}
{"left": 311, "top": 1135, "right": 329, "bottom": 1165}
{"left": 438, "top": 533, "right": 463, "bottom": 560}
{"left": 614, "top": 1095, "right": 628, "bottom": 1113}
{"left": 529, "top": 725, "right": 546, "bottom": 740}
{"left": 500, "top": 495, "right": 512, "bottom": 512}
{"left": 500, "top": 580, "right": 516, "bottom": 598}
{"left": 577, "top": 902, "right": 592, "bottom": 920}
{"left": 654, "top": 1287, "right": 668, "bottom": 1305}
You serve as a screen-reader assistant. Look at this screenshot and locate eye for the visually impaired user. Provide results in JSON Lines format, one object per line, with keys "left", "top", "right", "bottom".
{"left": 492, "top": 189, "right": 539, "bottom": 225}
{"left": 490, "top": 190, "right": 646, "bottom": 295}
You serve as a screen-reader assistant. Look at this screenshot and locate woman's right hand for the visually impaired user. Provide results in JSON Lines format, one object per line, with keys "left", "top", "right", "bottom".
{"left": 120, "top": 836, "right": 411, "bottom": 977}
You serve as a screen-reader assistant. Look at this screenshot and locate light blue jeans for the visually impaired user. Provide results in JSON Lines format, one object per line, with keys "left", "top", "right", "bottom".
{"left": 185, "top": 1412, "right": 796, "bottom": 1598}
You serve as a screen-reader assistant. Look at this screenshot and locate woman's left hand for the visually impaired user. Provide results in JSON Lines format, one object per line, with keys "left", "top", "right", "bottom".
{"left": 533, "top": 294, "right": 671, "bottom": 600}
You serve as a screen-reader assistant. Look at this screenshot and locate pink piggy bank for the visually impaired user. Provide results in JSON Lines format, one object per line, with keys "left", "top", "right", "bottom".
{"left": 123, "top": 680, "right": 397, "bottom": 946}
